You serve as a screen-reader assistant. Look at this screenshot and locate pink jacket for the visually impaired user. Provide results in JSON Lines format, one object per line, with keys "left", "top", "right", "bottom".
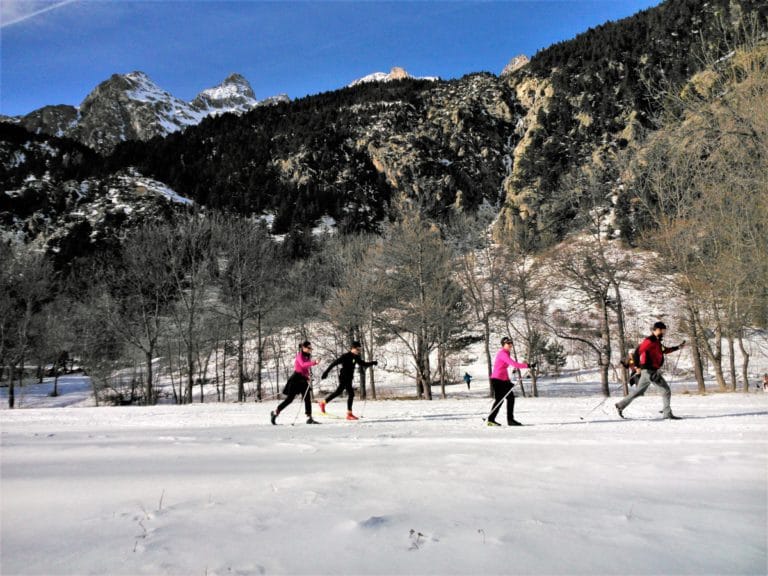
{"left": 294, "top": 351, "right": 319, "bottom": 379}
{"left": 491, "top": 349, "right": 528, "bottom": 381}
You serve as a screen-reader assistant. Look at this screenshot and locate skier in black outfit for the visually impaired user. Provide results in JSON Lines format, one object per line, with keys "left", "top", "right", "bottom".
{"left": 318, "top": 341, "right": 377, "bottom": 420}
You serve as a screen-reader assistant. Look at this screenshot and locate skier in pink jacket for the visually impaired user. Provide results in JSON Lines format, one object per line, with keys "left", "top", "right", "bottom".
{"left": 488, "top": 337, "right": 534, "bottom": 426}
{"left": 271, "top": 341, "right": 320, "bottom": 425}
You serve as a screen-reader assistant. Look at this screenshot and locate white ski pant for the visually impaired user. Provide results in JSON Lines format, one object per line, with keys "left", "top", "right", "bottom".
{"left": 616, "top": 369, "right": 672, "bottom": 417}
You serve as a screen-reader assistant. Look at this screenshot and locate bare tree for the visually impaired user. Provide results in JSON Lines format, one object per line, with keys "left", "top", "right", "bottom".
{"left": 447, "top": 211, "right": 503, "bottom": 385}
{"left": 163, "top": 215, "right": 217, "bottom": 404}
{"left": 216, "top": 216, "right": 283, "bottom": 401}
{"left": 636, "top": 36, "right": 768, "bottom": 392}
{"left": 99, "top": 223, "right": 175, "bottom": 404}
{"left": 323, "top": 234, "right": 383, "bottom": 399}
{"left": 372, "top": 207, "right": 463, "bottom": 399}
{"left": 2, "top": 245, "right": 53, "bottom": 408}
{"left": 495, "top": 239, "right": 548, "bottom": 397}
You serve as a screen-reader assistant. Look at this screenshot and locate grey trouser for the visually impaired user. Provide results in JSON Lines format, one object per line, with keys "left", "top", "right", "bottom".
{"left": 616, "top": 369, "right": 671, "bottom": 417}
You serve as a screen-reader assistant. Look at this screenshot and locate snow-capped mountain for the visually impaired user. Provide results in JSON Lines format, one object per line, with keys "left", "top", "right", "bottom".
{"left": 190, "top": 73, "right": 259, "bottom": 115}
{"left": 348, "top": 66, "right": 439, "bottom": 87}
{"left": 6, "top": 72, "right": 289, "bottom": 154}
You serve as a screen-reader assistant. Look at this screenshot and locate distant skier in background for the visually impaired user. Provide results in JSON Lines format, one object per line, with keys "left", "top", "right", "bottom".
{"left": 487, "top": 337, "right": 534, "bottom": 427}
{"left": 464, "top": 372, "right": 472, "bottom": 390}
{"left": 615, "top": 322, "right": 686, "bottom": 420}
{"left": 271, "top": 341, "right": 320, "bottom": 425}
{"left": 319, "top": 341, "right": 377, "bottom": 420}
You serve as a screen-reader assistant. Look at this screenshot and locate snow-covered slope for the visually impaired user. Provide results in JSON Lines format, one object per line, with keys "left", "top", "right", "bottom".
{"left": 1, "top": 166, "right": 193, "bottom": 252}
{"left": 1, "top": 393, "right": 765, "bottom": 575}
{"left": 349, "top": 66, "right": 439, "bottom": 87}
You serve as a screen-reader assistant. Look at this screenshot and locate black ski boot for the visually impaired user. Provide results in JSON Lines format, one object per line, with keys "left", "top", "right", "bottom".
{"left": 508, "top": 419, "right": 523, "bottom": 426}
{"left": 306, "top": 416, "right": 321, "bottom": 424}
{"left": 270, "top": 411, "right": 278, "bottom": 425}
{"left": 664, "top": 413, "right": 683, "bottom": 420}
{"left": 615, "top": 404, "right": 625, "bottom": 419}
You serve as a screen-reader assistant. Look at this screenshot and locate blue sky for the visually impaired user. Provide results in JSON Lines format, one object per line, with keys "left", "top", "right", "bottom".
{"left": 1, "top": 0, "right": 662, "bottom": 116}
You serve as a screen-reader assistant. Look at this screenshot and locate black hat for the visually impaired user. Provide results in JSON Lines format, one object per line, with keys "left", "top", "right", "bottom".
{"left": 351, "top": 341, "right": 362, "bottom": 349}
{"left": 652, "top": 322, "right": 667, "bottom": 331}
{"left": 501, "top": 336, "right": 512, "bottom": 346}
{"left": 300, "top": 340, "right": 312, "bottom": 349}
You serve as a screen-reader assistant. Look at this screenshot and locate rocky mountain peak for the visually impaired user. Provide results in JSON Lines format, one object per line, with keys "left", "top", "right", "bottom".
{"left": 501, "top": 55, "right": 530, "bottom": 77}
{"left": 191, "top": 74, "right": 258, "bottom": 113}
{"left": 388, "top": 66, "right": 409, "bottom": 80}
{"left": 348, "top": 66, "right": 438, "bottom": 87}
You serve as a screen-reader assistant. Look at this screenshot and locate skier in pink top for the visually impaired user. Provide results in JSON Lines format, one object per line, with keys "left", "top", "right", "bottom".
{"left": 488, "top": 337, "right": 535, "bottom": 426}
{"left": 271, "top": 341, "right": 321, "bottom": 425}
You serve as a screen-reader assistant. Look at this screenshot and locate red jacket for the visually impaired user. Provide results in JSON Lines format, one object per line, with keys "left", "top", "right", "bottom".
{"left": 638, "top": 334, "right": 680, "bottom": 370}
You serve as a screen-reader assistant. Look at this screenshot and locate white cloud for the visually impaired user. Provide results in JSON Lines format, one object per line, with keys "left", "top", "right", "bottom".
{"left": 1, "top": 0, "right": 78, "bottom": 28}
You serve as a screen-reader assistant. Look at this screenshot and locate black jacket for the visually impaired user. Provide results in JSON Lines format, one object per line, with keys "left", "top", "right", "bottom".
{"left": 322, "top": 352, "right": 376, "bottom": 381}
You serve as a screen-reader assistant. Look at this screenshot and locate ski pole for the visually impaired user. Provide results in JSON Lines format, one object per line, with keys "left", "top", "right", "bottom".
{"left": 291, "top": 375, "right": 313, "bottom": 426}
{"left": 483, "top": 384, "right": 516, "bottom": 422}
{"left": 579, "top": 396, "right": 609, "bottom": 421}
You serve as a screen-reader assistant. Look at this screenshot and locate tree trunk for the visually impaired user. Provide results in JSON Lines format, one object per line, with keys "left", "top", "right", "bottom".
{"left": 482, "top": 318, "right": 492, "bottom": 379}
{"left": 186, "top": 343, "right": 194, "bottom": 404}
{"left": 416, "top": 334, "right": 432, "bottom": 400}
{"left": 612, "top": 282, "right": 630, "bottom": 396}
{"left": 700, "top": 327, "right": 727, "bottom": 391}
{"left": 52, "top": 359, "right": 60, "bottom": 397}
{"left": 707, "top": 311, "right": 727, "bottom": 391}
{"left": 599, "top": 299, "right": 612, "bottom": 397}
{"left": 256, "top": 313, "right": 264, "bottom": 402}
{"left": 222, "top": 343, "right": 227, "bottom": 401}
{"left": 214, "top": 339, "right": 221, "bottom": 402}
{"left": 8, "top": 362, "right": 16, "bottom": 409}
{"left": 599, "top": 356, "right": 610, "bottom": 398}
{"left": 199, "top": 346, "right": 212, "bottom": 404}
{"left": 145, "top": 349, "right": 154, "bottom": 405}
{"left": 178, "top": 340, "right": 185, "bottom": 403}
{"left": 737, "top": 331, "right": 750, "bottom": 393}
{"left": 727, "top": 333, "right": 737, "bottom": 392}
{"left": 167, "top": 342, "right": 179, "bottom": 404}
{"left": 438, "top": 343, "right": 447, "bottom": 399}
{"left": 237, "top": 317, "right": 246, "bottom": 402}
{"left": 368, "top": 320, "right": 376, "bottom": 400}
{"left": 684, "top": 303, "right": 706, "bottom": 393}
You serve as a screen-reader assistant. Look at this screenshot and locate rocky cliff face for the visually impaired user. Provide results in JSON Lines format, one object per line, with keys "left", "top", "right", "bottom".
{"left": 100, "top": 72, "right": 521, "bottom": 232}
{"left": 500, "top": 55, "right": 529, "bottom": 77}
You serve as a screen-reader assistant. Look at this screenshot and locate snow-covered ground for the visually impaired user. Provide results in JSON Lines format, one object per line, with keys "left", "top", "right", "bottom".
{"left": 2, "top": 386, "right": 766, "bottom": 576}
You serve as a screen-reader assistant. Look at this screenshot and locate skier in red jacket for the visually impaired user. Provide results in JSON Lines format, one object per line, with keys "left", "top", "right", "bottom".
{"left": 615, "top": 322, "right": 686, "bottom": 420}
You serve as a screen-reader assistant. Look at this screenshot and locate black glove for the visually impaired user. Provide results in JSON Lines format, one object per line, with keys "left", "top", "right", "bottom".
{"left": 321, "top": 372, "right": 329, "bottom": 380}
{"left": 528, "top": 362, "right": 537, "bottom": 369}
{"left": 372, "top": 361, "right": 379, "bottom": 366}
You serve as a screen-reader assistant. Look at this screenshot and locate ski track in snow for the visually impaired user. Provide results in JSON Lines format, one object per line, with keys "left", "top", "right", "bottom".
{"left": 1, "top": 389, "right": 766, "bottom": 576}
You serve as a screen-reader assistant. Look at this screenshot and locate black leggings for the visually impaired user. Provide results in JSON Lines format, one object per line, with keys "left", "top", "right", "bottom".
{"left": 325, "top": 378, "right": 354, "bottom": 411}
{"left": 489, "top": 378, "right": 515, "bottom": 424}
{"left": 276, "top": 378, "right": 312, "bottom": 416}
